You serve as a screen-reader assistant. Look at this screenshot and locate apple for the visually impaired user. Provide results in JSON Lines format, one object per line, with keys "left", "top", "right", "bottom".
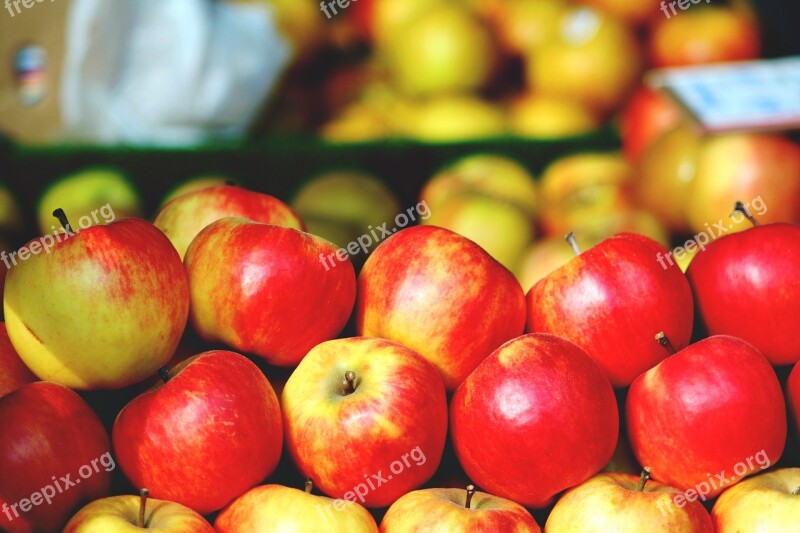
{"left": 364, "top": 0, "right": 447, "bottom": 48}
{"left": 527, "top": 233, "right": 694, "bottom": 387}
{"left": 487, "top": 0, "right": 567, "bottom": 56}
{"left": 0, "top": 382, "right": 112, "bottom": 533}
{"left": 383, "top": 5, "right": 497, "bottom": 96}
{"left": 112, "top": 350, "right": 283, "bottom": 515}
{"left": 0, "top": 322, "right": 36, "bottom": 398}
{"left": 320, "top": 101, "right": 394, "bottom": 142}
{"left": 685, "top": 133, "right": 800, "bottom": 235}
{"left": 526, "top": 7, "right": 642, "bottom": 114}
{"left": 356, "top": 225, "right": 526, "bottom": 390}
{"left": 380, "top": 485, "right": 541, "bottom": 532}
{"left": 711, "top": 468, "right": 800, "bottom": 532}
{"left": 546, "top": 469, "right": 714, "bottom": 532}
{"left": 620, "top": 86, "right": 683, "bottom": 164}
{"left": 451, "top": 333, "right": 618, "bottom": 508}
{"left": 515, "top": 237, "right": 578, "bottom": 293}
{"left": 401, "top": 95, "right": 506, "bottom": 142}
{"left": 575, "top": 0, "right": 662, "bottom": 25}
{"left": 282, "top": 337, "right": 448, "bottom": 507}
{"left": 153, "top": 184, "right": 305, "bottom": 260}
{"left": 507, "top": 93, "right": 599, "bottom": 139}
{"left": 63, "top": 489, "right": 214, "bottom": 532}
{"left": 3, "top": 215, "right": 189, "bottom": 390}
{"left": 185, "top": 218, "right": 356, "bottom": 367}
{"left": 627, "top": 335, "right": 787, "bottom": 497}
{"left": 36, "top": 167, "right": 141, "bottom": 234}
{"left": 0, "top": 183, "right": 23, "bottom": 235}
{"left": 159, "top": 176, "right": 232, "bottom": 206}
{"left": 648, "top": 5, "right": 760, "bottom": 68}
{"left": 687, "top": 220, "right": 800, "bottom": 366}
{"left": 789, "top": 363, "right": 800, "bottom": 435}
{"left": 215, "top": 481, "right": 379, "bottom": 532}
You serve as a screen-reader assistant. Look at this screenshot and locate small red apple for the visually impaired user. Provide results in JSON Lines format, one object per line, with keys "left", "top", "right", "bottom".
{"left": 0, "top": 322, "right": 37, "bottom": 398}
{"left": 620, "top": 86, "right": 683, "bottom": 164}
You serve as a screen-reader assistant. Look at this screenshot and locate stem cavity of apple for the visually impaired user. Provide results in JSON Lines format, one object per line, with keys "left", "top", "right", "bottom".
{"left": 157, "top": 367, "right": 170, "bottom": 384}
{"left": 655, "top": 332, "right": 676, "bottom": 355}
{"left": 342, "top": 371, "right": 357, "bottom": 396}
{"left": 52, "top": 208, "right": 74, "bottom": 234}
{"left": 305, "top": 479, "right": 313, "bottom": 494}
{"left": 732, "top": 201, "right": 760, "bottom": 227}
{"left": 637, "top": 467, "right": 652, "bottom": 492}
{"left": 138, "top": 488, "right": 149, "bottom": 528}
{"left": 465, "top": 484, "right": 476, "bottom": 509}
{"left": 565, "top": 232, "right": 581, "bottom": 256}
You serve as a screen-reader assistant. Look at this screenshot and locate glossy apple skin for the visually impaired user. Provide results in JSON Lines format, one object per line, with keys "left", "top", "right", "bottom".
{"left": 282, "top": 337, "right": 448, "bottom": 507}
{"left": 3, "top": 218, "right": 189, "bottom": 390}
{"left": 356, "top": 225, "right": 526, "bottom": 390}
{"left": 627, "top": 336, "right": 787, "bottom": 498}
{"left": 620, "top": 86, "right": 682, "bottom": 164}
{"left": 112, "top": 350, "right": 283, "bottom": 515}
{"left": 451, "top": 333, "right": 618, "bottom": 508}
{"left": 380, "top": 487, "right": 541, "bottom": 533}
{"left": 711, "top": 468, "right": 800, "bottom": 532}
{"left": 154, "top": 185, "right": 304, "bottom": 259}
{"left": 185, "top": 218, "right": 356, "bottom": 367}
{"left": 545, "top": 472, "right": 714, "bottom": 532}
{"left": 687, "top": 224, "right": 800, "bottom": 366}
{"left": 0, "top": 322, "right": 37, "bottom": 398}
{"left": 0, "top": 382, "right": 112, "bottom": 533}
{"left": 215, "top": 484, "right": 378, "bottom": 533}
{"left": 527, "top": 233, "right": 694, "bottom": 387}
{"left": 63, "top": 494, "right": 214, "bottom": 533}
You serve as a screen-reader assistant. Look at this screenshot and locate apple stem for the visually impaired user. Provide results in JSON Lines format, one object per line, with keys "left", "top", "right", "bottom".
{"left": 637, "top": 467, "right": 652, "bottom": 492}
{"left": 655, "top": 332, "right": 676, "bottom": 355}
{"left": 342, "top": 370, "right": 356, "bottom": 395}
{"left": 732, "top": 201, "right": 760, "bottom": 227}
{"left": 138, "top": 488, "right": 149, "bottom": 528}
{"left": 157, "top": 366, "right": 170, "bottom": 384}
{"left": 465, "top": 484, "right": 476, "bottom": 509}
{"left": 304, "top": 479, "right": 313, "bottom": 494}
{"left": 565, "top": 232, "right": 581, "bottom": 255}
{"left": 52, "top": 208, "right": 73, "bottom": 234}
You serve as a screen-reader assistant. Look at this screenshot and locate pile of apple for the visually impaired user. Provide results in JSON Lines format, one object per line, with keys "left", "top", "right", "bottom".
{"left": 1, "top": 167, "right": 799, "bottom": 532}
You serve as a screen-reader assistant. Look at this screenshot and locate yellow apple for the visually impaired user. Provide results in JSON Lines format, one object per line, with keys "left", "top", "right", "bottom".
{"left": 160, "top": 176, "right": 232, "bottom": 207}
{"left": 508, "top": 93, "right": 599, "bottom": 139}
{"left": 370, "top": 0, "right": 449, "bottom": 49}
{"left": 711, "top": 468, "right": 800, "bottom": 532}
{"left": 320, "top": 102, "right": 394, "bottom": 143}
{"left": 489, "top": 0, "right": 567, "bottom": 55}
{"left": 514, "top": 237, "right": 577, "bottom": 293}
{"left": 400, "top": 95, "right": 506, "bottom": 142}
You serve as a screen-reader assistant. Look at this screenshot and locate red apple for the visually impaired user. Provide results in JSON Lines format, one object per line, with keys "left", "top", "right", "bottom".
{"left": 527, "top": 233, "right": 694, "bottom": 387}
{"left": 153, "top": 184, "right": 305, "bottom": 260}
{"left": 380, "top": 485, "right": 541, "bottom": 532}
{"left": 64, "top": 489, "right": 214, "bottom": 532}
{"left": 711, "top": 468, "right": 800, "bottom": 531}
{"left": 215, "top": 482, "right": 379, "bottom": 532}
{"left": 356, "top": 225, "right": 526, "bottom": 390}
{"left": 0, "top": 382, "right": 112, "bottom": 533}
{"left": 185, "top": 218, "right": 356, "bottom": 367}
{"left": 787, "top": 362, "right": 800, "bottom": 435}
{"left": 0, "top": 322, "right": 36, "bottom": 398}
{"left": 3, "top": 216, "right": 189, "bottom": 390}
{"left": 627, "top": 335, "right": 787, "bottom": 498}
{"left": 546, "top": 469, "right": 714, "bottom": 531}
{"left": 112, "top": 350, "right": 283, "bottom": 515}
{"left": 620, "top": 86, "right": 683, "bottom": 164}
{"left": 282, "top": 337, "right": 448, "bottom": 508}
{"left": 687, "top": 222, "right": 800, "bottom": 366}
{"left": 451, "top": 333, "right": 619, "bottom": 508}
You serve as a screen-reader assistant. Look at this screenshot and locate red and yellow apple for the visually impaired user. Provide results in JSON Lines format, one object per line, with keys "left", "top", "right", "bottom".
{"left": 620, "top": 86, "right": 683, "bottom": 164}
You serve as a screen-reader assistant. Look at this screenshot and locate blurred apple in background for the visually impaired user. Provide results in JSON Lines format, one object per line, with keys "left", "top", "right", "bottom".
{"left": 215, "top": 482, "right": 378, "bottom": 533}
{"left": 159, "top": 175, "right": 233, "bottom": 206}
{"left": 711, "top": 468, "right": 800, "bottom": 532}
{"left": 0, "top": 183, "right": 23, "bottom": 236}
{"left": 685, "top": 134, "right": 800, "bottom": 234}
{"left": 648, "top": 5, "right": 760, "bottom": 68}
{"left": 527, "top": 7, "right": 642, "bottom": 115}
{"left": 64, "top": 490, "right": 214, "bottom": 533}
{"left": 154, "top": 184, "right": 305, "bottom": 260}
{"left": 635, "top": 123, "right": 701, "bottom": 234}
{"left": 185, "top": 218, "right": 355, "bottom": 367}
{"left": 383, "top": 5, "right": 496, "bottom": 96}
{"left": 627, "top": 335, "right": 786, "bottom": 497}
{"left": 508, "top": 93, "right": 598, "bottom": 139}
{"left": 484, "top": 0, "right": 566, "bottom": 56}
{"left": 361, "top": 0, "right": 448, "bottom": 48}
{"left": 515, "top": 237, "right": 578, "bottom": 292}
{"left": 320, "top": 101, "right": 394, "bottom": 142}
{"left": 357, "top": 225, "right": 526, "bottom": 390}
{"left": 0, "top": 322, "right": 36, "bottom": 398}
{"left": 4, "top": 218, "right": 189, "bottom": 390}
{"left": 400, "top": 95, "right": 506, "bottom": 142}
{"left": 545, "top": 470, "right": 714, "bottom": 532}
{"left": 282, "top": 337, "right": 447, "bottom": 507}
{"left": 113, "top": 351, "right": 283, "bottom": 515}
{"left": 292, "top": 171, "right": 401, "bottom": 250}
{"left": 451, "top": 333, "right": 618, "bottom": 508}
{"left": 575, "top": 0, "right": 662, "bottom": 25}
{"left": 620, "top": 86, "right": 683, "bottom": 164}
{"left": 380, "top": 486, "right": 542, "bottom": 532}
{"left": 36, "top": 167, "right": 141, "bottom": 234}
{"left": 1, "top": 382, "right": 112, "bottom": 533}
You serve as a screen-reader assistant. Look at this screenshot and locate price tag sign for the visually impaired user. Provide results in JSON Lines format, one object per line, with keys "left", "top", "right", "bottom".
{"left": 647, "top": 56, "right": 800, "bottom": 133}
